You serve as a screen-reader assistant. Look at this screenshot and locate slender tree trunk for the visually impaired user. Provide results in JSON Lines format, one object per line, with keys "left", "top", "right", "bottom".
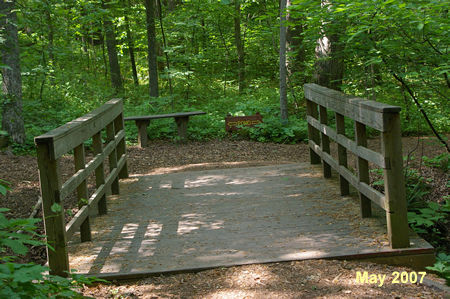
{"left": 0, "top": 0, "right": 25, "bottom": 144}
{"left": 126, "top": 25, "right": 138, "bottom": 86}
{"left": 314, "top": 1, "right": 344, "bottom": 91}
{"left": 103, "top": 1, "right": 123, "bottom": 93}
{"left": 145, "top": 0, "right": 159, "bottom": 97}
{"left": 234, "top": 0, "right": 245, "bottom": 93}
{"left": 286, "top": 0, "right": 305, "bottom": 84}
{"left": 101, "top": 32, "right": 108, "bottom": 80}
{"left": 279, "top": 0, "right": 288, "bottom": 121}
{"left": 43, "top": 0, "right": 55, "bottom": 65}
{"left": 124, "top": 0, "right": 139, "bottom": 86}
{"left": 157, "top": 0, "right": 173, "bottom": 99}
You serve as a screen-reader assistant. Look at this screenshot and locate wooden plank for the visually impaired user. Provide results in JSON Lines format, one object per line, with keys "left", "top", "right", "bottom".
{"left": 36, "top": 142, "right": 69, "bottom": 277}
{"left": 92, "top": 132, "right": 107, "bottom": 215}
{"left": 66, "top": 164, "right": 429, "bottom": 277}
{"left": 59, "top": 130, "right": 123, "bottom": 201}
{"left": 104, "top": 154, "right": 127, "bottom": 193}
{"left": 335, "top": 113, "right": 349, "bottom": 195}
{"left": 355, "top": 121, "right": 372, "bottom": 217}
{"left": 106, "top": 121, "right": 119, "bottom": 195}
{"left": 124, "top": 111, "right": 205, "bottom": 121}
{"left": 304, "top": 84, "right": 400, "bottom": 132}
{"left": 175, "top": 116, "right": 189, "bottom": 142}
{"left": 135, "top": 120, "right": 150, "bottom": 148}
{"left": 65, "top": 183, "right": 108, "bottom": 240}
{"left": 319, "top": 105, "right": 331, "bottom": 178}
{"left": 307, "top": 116, "right": 387, "bottom": 168}
{"left": 382, "top": 113, "right": 410, "bottom": 248}
{"left": 306, "top": 100, "right": 321, "bottom": 164}
{"left": 114, "top": 114, "right": 129, "bottom": 179}
{"left": 74, "top": 143, "right": 91, "bottom": 242}
{"left": 309, "top": 140, "right": 387, "bottom": 210}
{"left": 35, "top": 99, "right": 123, "bottom": 159}
{"left": 65, "top": 150, "right": 124, "bottom": 240}
{"left": 65, "top": 205, "right": 89, "bottom": 240}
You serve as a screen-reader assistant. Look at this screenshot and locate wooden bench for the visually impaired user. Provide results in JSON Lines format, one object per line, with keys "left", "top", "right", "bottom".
{"left": 125, "top": 111, "right": 206, "bottom": 147}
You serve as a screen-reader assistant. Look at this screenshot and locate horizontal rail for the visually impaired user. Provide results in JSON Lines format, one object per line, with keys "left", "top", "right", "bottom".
{"left": 59, "top": 129, "right": 125, "bottom": 200}
{"left": 304, "top": 84, "right": 400, "bottom": 132}
{"left": 307, "top": 116, "right": 388, "bottom": 168}
{"left": 124, "top": 111, "right": 205, "bottom": 121}
{"left": 65, "top": 153, "right": 127, "bottom": 240}
{"left": 36, "top": 98, "right": 129, "bottom": 276}
{"left": 309, "top": 140, "right": 387, "bottom": 210}
{"left": 35, "top": 99, "right": 123, "bottom": 159}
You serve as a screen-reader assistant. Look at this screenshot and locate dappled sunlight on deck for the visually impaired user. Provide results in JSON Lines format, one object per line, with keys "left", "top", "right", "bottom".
{"left": 67, "top": 163, "right": 433, "bottom": 278}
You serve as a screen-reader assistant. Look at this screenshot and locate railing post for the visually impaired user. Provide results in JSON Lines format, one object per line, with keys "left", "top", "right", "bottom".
{"left": 92, "top": 132, "right": 107, "bottom": 215}
{"left": 36, "top": 141, "right": 69, "bottom": 277}
{"left": 355, "top": 121, "right": 372, "bottom": 217}
{"left": 74, "top": 143, "right": 92, "bottom": 242}
{"left": 382, "top": 113, "right": 410, "bottom": 248}
{"left": 115, "top": 114, "right": 129, "bottom": 179}
{"left": 306, "top": 99, "right": 321, "bottom": 164}
{"left": 106, "top": 121, "right": 119, "bottom": 194}
{"left": 335, "top": 113, "right": 349, "bottom": 195}
{"left": 319, "top": 105, "right": 331, "bottom": 178}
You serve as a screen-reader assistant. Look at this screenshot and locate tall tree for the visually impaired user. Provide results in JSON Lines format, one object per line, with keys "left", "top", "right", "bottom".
{"left": 0, "top": 0, "right": 25, "bottom": 144}
{"left": 234, "top": 0, "right": 245, "bottom": 93}
{"left": 145, "top": 0, "right": 159, "bottom": 97}
{"left": 102, "top": 0, "right": 123, "bottom": 93}
{"left": 286, "top": 0, "right": 305, "bottom": 84}
{"left": 313, "top": 1, "right": 344, "bottom": 90}
{"left": 123, "top": 0, "right": 139, "bottom": 86}
{"left": 279, "top": 0, "right": 288, "bottom": 121}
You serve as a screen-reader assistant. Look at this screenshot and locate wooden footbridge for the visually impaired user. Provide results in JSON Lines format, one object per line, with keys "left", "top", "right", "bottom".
{"left": 35, "top": 84, "right": 434, "bottom": 278}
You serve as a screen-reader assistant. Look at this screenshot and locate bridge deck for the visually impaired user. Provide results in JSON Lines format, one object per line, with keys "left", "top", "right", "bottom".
{"left": 67, "top": 163, "right": 432, "bottom": 279}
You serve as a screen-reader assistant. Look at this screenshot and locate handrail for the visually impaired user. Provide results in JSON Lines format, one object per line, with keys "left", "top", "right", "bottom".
{"left": 305, "top": 83, "right": 409, "bottom": 249}
{"left": 35, "top": 99, "right": 129, "bottom": 276}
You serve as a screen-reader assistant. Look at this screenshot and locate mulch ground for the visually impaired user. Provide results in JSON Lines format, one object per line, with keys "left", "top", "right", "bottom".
{"left": 0, "top": 136, "right": 448, "bottom": 298}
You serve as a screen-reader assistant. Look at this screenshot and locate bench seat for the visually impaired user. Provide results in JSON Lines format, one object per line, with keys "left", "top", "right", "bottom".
{"left": 125, "top": 111, "right": 205, "bottom": 147}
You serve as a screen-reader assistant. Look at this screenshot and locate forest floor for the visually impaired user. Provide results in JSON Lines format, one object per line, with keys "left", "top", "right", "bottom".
{"left": 0, "top": 136, "right": 449, "bottom": 298}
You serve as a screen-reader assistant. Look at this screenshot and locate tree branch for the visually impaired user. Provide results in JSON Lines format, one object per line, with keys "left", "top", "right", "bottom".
{"left": 390, "top": 71, "right": 449, "bottom": 152}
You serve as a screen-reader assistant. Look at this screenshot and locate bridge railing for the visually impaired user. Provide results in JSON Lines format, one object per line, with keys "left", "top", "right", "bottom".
{"left": 304, "top": 83, "right": 409, "bottom": 249}
{"left": 35, "top": 99, "right": 128, "bottom": 276}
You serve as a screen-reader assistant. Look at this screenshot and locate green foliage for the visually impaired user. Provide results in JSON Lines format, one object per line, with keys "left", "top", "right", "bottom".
{"left": 423, "top": 153, "right": 450, "bottom": 172}
{"left": 0, "top": 180, "right": 10, "bottom": 196}
{"left": 426, "top": 252, "right": 450, "bottom": 285}
{"left": 404, "top": 167, "right": 431, "bottom": 210}
{"left": 0, "top": 184, "right": 104, "bottom": 298}
{"left": 242, "top": 116, "right": 308, "bottom": 144}
{"left": 407, "top": 200, "right": 449, "bottom": 235}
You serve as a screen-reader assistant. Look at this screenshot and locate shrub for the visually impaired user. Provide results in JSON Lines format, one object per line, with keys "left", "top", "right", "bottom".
{"left": 0, "top": 180, "right": 104, "bottom": 298}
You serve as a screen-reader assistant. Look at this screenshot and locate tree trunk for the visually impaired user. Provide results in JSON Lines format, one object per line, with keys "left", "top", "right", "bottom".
{"left": 124, "top": 0, "right": 138, "bottom": 86}
{"left": 157, "top": 0, "right": 173, "bottom": 99}
{"left": 234, "top": 0, "right": 245, "bottom": 94}
{"left": 103, "top": 1, "right": 123, "bottom": 93}
{"left": 313, "top": 1, "right": 344, "bottom": 91}
{"left": 286, "top": 0, "right": 305, "bottom": 84}
{"left": 43, "top": 0, "right": 55, "bottom": 65}
{"left": 279, "top": 0, "right": 288, "bottom": 121}
{"left": 145, "top": 0, "right": 159, "bottom": 97}
{"left": 0, "top": 0, "right": 25, "bottom": 144}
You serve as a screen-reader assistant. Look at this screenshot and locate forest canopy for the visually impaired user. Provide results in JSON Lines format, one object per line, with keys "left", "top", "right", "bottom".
{"left": 0, "top": 0, "right": 448, "bottom": 148}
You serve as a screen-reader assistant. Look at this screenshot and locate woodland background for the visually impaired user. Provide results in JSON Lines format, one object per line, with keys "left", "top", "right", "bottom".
{"left": 0, "top": 0, "right": 449, "bottom": 295}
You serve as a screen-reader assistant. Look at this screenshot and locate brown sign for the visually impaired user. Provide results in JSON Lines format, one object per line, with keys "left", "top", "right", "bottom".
{"left": 225, "top": 113, "right": 263, "bottom": 132}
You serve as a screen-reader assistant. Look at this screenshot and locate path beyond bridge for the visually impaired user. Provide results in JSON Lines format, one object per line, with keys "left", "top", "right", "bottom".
{"left": 68, "top": 163, "right": 432, "bottom": 280}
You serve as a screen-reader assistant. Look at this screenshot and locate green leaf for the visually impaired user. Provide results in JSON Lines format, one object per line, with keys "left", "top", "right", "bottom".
{"left": 51, "top": 203, "right": 62, "bottom": 213}
{"left": 1, "top": 239, "right": 29, "bottom": 255}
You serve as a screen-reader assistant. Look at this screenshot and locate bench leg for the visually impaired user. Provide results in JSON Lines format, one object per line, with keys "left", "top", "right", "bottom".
{"left": 175, "top": 116, "right": 189, "bottom": 142}
{"left": 135, "top": 120, "right": 150, "bottom": 147}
